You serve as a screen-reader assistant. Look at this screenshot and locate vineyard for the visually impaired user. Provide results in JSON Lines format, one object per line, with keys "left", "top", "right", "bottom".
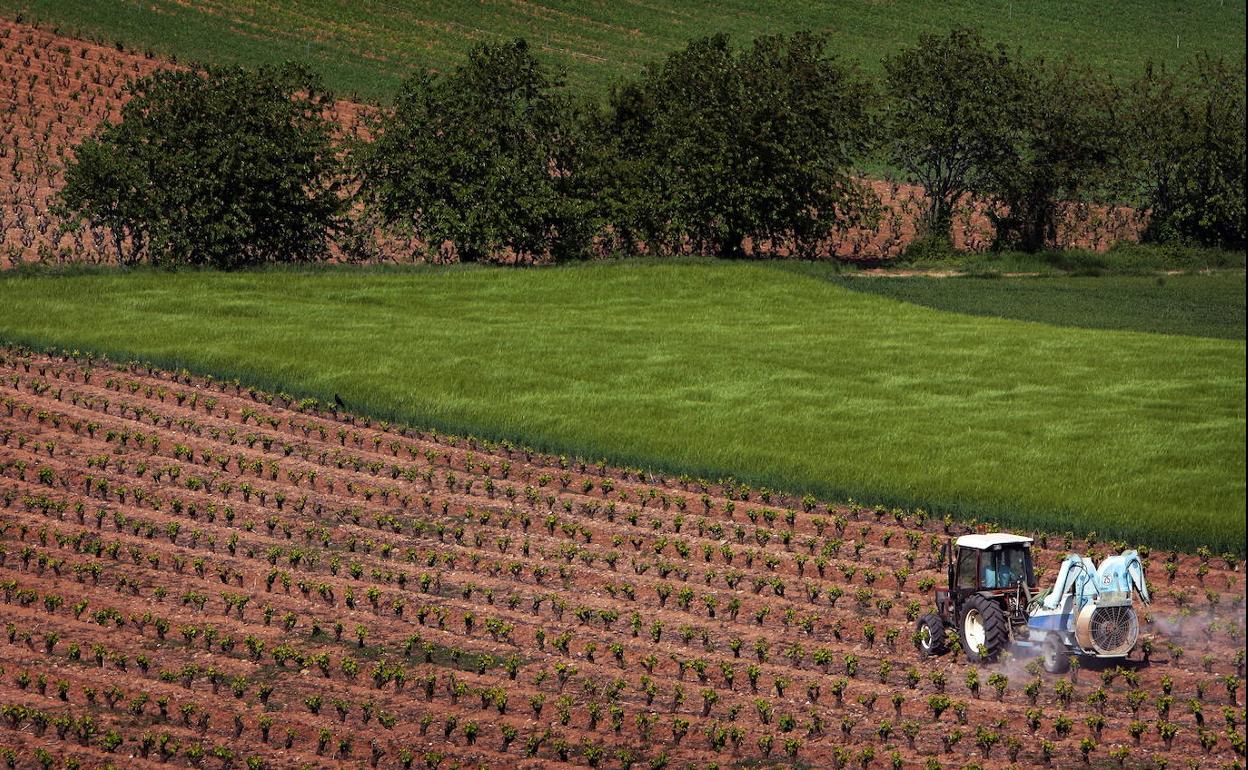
{"left": 0, "top": 18, "right": 1147, "bottom": 269}
{"left": 0, "top": 19, "right": 157, "bottom": 265}
{"left": 0, "top": 347, "right": 1243, "bottom": 769}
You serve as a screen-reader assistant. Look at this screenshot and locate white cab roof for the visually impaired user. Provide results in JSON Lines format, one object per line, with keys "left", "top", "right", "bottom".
{"left": 956, "top": 533, "right": 1034, "bottom": 550}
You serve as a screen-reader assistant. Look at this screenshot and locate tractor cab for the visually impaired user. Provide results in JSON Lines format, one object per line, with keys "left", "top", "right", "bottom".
{"left": 951, "top": 533, "right": 1036, "bottom": 594}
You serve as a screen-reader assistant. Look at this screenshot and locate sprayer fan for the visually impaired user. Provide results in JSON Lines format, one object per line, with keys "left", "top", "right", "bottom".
{"left": 1089, "top": 605, "right": 1137, "bottom": 655}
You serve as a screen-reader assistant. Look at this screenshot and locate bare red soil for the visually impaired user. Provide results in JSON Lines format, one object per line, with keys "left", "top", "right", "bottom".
{"left": 0, "top": 346, "right": 1242, "bottom": 769}
{"left": 0, "top": 18, "right": 1145, "bottom": 270}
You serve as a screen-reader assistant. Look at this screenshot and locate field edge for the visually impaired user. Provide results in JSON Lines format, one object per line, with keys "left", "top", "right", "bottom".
{"left": 2, "top": 336, "right": 1241, "bottom": 555}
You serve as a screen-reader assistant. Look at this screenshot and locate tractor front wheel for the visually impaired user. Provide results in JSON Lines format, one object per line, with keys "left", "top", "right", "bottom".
{"left": 1042, "top": 632, "right": 1070, "bottom": 674}
{"left": 915, "top": 613, "right": 947, "bottom": 657}
{"left": 959, "top": 594, "right": 1009, "bottom": 662}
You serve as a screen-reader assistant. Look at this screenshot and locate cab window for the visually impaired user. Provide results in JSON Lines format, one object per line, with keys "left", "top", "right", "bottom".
{"left": 981, "top": 545, "right": 1029, "bottom": 588}
{"left": 956, "top": 548, "right": 978, "bottom": 589}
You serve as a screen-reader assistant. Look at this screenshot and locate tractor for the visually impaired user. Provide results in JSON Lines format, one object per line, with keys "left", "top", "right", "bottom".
{"left": 915, "top": 533, "right": 1150, "bottom": 672}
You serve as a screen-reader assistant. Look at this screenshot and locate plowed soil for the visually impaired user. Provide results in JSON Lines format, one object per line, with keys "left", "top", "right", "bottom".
{"left": 0, "top": 346, "right": 1242, "bottom": 768}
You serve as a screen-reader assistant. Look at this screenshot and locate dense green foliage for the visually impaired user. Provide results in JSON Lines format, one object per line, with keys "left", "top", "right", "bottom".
{"left": 5, "top": 0, "right": 1243, "bottom": 100}
{"left": 52, "top": 26, "right": 1246, "bottom": 264}
{"left": 825, "top": 272, "right": 1246, "bottom": 340}
{"left": 357, "top": 32, "right": 878, "bottom": 261}
{"left": 357, "top": 40, "right": 589, "bottom": 262}
{"left": 591, "top": 33, "right": 875, "bottom": 258}
{"left": 1127, "top": 56, "right": 1247, "bottom": 250}
{"left": 881, "top": 29, "right": 1019, "bottom": 241}
{"left": 0, "top": 262, "right": 1241, "bottom": 551}
{"left": 58, "top": 63, "right": 341, "bottom": 268}
{"left": 985, "top": 58, "right": 1120, "bottom": 251}
{"left": 881, "top": 29, "right": 1243, "bottom": 252}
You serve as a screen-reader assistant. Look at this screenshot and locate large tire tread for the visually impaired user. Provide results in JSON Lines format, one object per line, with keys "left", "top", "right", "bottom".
{"left": 960, "top": 593, "right": 1009, "bottom": 662}
{"left": 915, "top": 612, "right": 947, "bottom": 657}
{"left": 1042, "top": 633, "right": 1071, "bottom": 673}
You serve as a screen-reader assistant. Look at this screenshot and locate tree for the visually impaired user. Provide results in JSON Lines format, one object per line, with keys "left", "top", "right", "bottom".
{"left": 60, "top": 63, "right": 341, "bottom": 267}
{"left": 593, "top": 32, "right": 877, "bottom": 258}
{"left": 882, "top": 28, "right": 1022, "bottom": 243}
{"left": 1126, "top": 56, "right": 1246, "bottom": 250}
{"left": 984, "top": 57, "right": 1122, "bottom": 251}
{"left": 358, "top": 39, "right": 591, "bottom": 263}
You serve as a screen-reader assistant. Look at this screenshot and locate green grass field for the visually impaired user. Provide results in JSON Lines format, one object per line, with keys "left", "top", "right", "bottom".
{"left": 886, "top": 243, "right": 1248, "bottom": 277}
{"left": 5, "top": 0, "right": 1244, "bottom": 100}
{"left": 826, "top": 272, "right": 1247, "bottom": 340}
{"left": 0, "top": 261, "right": 1242, "bottom": 551}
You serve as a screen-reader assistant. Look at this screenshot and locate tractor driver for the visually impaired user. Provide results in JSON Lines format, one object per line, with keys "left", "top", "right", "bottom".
{"left": 982, "top": 551, "right": 1017, "bottom": 589}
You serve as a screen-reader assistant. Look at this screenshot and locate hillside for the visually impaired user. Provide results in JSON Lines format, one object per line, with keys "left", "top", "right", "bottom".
{"left": 4, "top": 0, "right": 1245, "bottom": 101}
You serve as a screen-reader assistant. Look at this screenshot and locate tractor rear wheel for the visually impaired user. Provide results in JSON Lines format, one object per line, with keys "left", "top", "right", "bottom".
{"left": 915, "top": 613, "right": 947, "bottom": 657}
{"left": 959, "top": 594, "right": 1009, "bottom": 662}
{"left": 1042, "top": 632, "right": 1070, "bottom": 673}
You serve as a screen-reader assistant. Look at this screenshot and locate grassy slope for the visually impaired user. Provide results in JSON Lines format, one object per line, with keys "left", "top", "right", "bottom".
{"left": 4, "top": 0, "right": 1244, "bottom": 100}
{"left": 0, "top": 261, "right": 1242, "bottom": 551}
{"left": 826, "top": 272, "right": 1247, "bottom": 340}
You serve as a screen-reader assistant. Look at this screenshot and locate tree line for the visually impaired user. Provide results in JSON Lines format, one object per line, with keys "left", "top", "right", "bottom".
{"left": 58, "top": 28, "right": 1246, "bottom": 268}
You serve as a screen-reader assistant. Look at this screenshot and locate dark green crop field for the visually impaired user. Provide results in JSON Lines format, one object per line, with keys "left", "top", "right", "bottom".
{"left": 4, "top": 0, "right": 1244, "bottom": 100}
{"left": 0, "top": 261, "right": 1242, "bottom": 551}
{"left": 829, "top": 272, "right": 1247, "bottom": 340}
